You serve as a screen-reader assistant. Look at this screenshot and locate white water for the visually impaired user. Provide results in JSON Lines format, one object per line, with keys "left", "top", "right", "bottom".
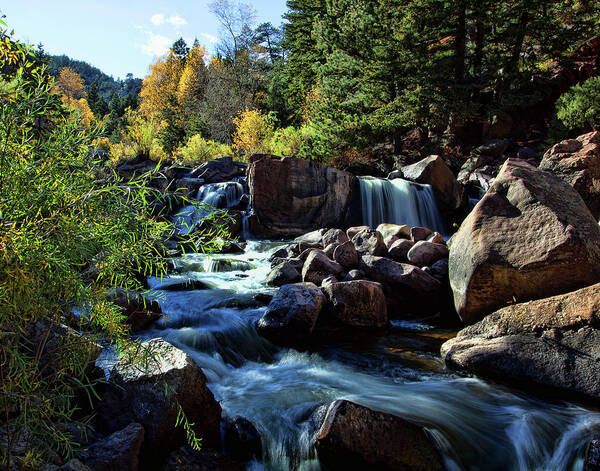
{"left": 141, "top": 241, "right": 600, "bottom": 471}
{"left": 173, "top": 181, "right": 245, "bottom": 234}
{"left": 359, "top": 177, "right": 446, "bottom": 233}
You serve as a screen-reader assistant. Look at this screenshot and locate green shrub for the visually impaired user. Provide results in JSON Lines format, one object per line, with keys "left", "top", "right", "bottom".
{"left": 556, "top": 76, "right": 600, "bottom": 133}
{"left": 174, "top": 134, "right": 233, "bottom": 165}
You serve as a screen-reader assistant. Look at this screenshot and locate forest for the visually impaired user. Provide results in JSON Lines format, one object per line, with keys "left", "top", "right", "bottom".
{"left": 2, "top": 0, "right": 600, "bottom": 470}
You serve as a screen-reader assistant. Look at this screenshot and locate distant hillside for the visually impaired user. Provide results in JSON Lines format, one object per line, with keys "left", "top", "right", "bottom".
{"left": 48, "top": 54, "right": 142, "bottom": 100}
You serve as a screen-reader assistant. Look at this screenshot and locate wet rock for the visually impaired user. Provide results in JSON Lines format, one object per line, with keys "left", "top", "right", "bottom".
{"left": 96, "top": 338, "right": 222, "bottom": 465}
{"left": 352, "top": 229, "right": 386, "bottom": 257}
{"left": 407, "top": 241, "right": 449, "bottom": 267}
{"left": 248, "top": 156, "right": 356, "bottom": 238}
{"left": 108, "top": 287, "right": 162, "bottom": 332}
{"left": 388, "top": 239, "right": 414, "bottom": 262}
{"left": 449, "top": 159, "right": 600, "bottom": 324}
{"left": 314, "top": 400, "right": 443, "bottom": 471}
{"left": 401, "top": 155, "right": 467, "bottom": 214}
{"left": 586, "top": 438, "right": 600, "bottom": 471}
{"left": 442, "top": 282, "right": 600, "bottom": 401}
{"left": 223, "top": 417, "right": 262, "bottom": 463}
{"left": 157, "top": 280, "right": 212, "bottom": 291}
{"left": 322, "top": 228, "right": 349, "bottom": 247}
{"left": 333, "top": 241, "right": 359, "bottom": 269}
{"left": 302, "top": 250, "right": 345, "bottom": 286}
{"left": 256, "top": 282, "right": 326, "bottom": 345}
{"left": 322, "top": 281, "right": 388, "bottom": 328}
{"left": 79, "top": 423, "right": 144, "bottom": 471}
{"left": 411, "top": 227, "right": 433, "bottom": 243}
{"left": 265, "top": 261, "right": 301, "bottom": 287}
{"left": 376, "top": 224, "right": 411, "bottom": 241}
{"left": 539, "top": 131, "right": 600, "bottom": 219}
{"left": 346, "top": 226, "right": 370, "bottom": 240}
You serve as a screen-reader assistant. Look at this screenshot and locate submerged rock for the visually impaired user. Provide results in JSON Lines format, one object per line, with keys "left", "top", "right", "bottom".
{"left": 314, "top": 400, "right": 444, "bottom": 471}
{"left": 442, "top": 282, "right": 600, "bottom": 401}
{"left": 449, "top": 159, "right": 600, "bottom": 324}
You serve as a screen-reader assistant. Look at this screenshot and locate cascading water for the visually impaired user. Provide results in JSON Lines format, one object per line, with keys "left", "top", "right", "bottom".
{"left": 136, "top": 241, "right": 600, "bottom": 471}
{"left": 173, "top": 181, "right": 246, "bottom": 234}
{"left": 359, "top": 177, "right": 446, "bottom": 233}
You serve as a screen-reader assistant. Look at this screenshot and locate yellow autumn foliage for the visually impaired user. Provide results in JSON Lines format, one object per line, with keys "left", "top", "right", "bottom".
{"left": 139, "top": 52, "right": 184, "bottom": 119}
{"left": 232, "top": 108, "right": 275, "bottom": 157}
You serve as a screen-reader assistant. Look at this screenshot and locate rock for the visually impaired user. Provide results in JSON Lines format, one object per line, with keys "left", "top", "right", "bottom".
{"left": 302, "top": 250, "right": 345, "bottom": 286}
{"left": 388, "top": 239, "right": 414, "bottom": 262}
{"left": 265, "top": 261, "right": 301, "bottom": 287}
{"left": 79, "top": 423, "right": 144, "bottom": 471}
{"left": 352, "top": 229, "right": 386, "bottom": 257}
{"left": 223, "top": 417, "right": 263, "bottom": 463}
{"left": 411, "top": 227, "right": 433, "bottom": 243}
{"left": 324, "top": 243, "right": 339, "bottom": 259}
{"left": 343, "top": 270, "right": 364, "bottom": 281}
{"left": 449, "top": 159, "right": 600, "bottom": 324}
{"left": 161, "top": 446, "right": 243, "bottom": 471}
{"left": 253, "top": 293, "right": 273, "bottom": 306}
{"left": 539, "top": 131, "right": 600, "bottom": 219}
{"left": 401, "top": 155, "right": 467, "bottom": 214}
{"left": 442, "top": 282, "right": 600, "bottom": 401}
{"left": 487, "top": 112, "right": 513, "bottom": 139}
{"left": 586, "top": 439, "right": 600, "bottom": 471}
{"left": 295, "top": 229, "right": 327, "bottom": 246}
{"left": 157, "top": 280, "right": 212, "bottom": 291}
{"left": 384, "top": 235, "right": 399, "bottom": 249}
{"left": 407, "top": 241, "right": 449, "bottom": 267}
{"left": 346, "top": 226, "right": 370, "bottom": 240}
{"left": 333, "top": 241, "right": 359, "bottom": 269}
{"left": 427, "top": 232, "right": 445, "bottom": 245}
{"left": 96, "top": 338, "right": 222, "bottom": 464}
{"left": 256, "top": 283, "right": 326, "bottom": 345}
{"left": 388, "top": 169, "right": 404, "bottom": 180}
{"left": 517, "top": 147, "right": 537, "bottom": 160}
{"left": 376, "top": 224, "right": 411, "bottom": 241}
{"left": 359, "top": 255, "right": 442, "bottom": 300}
{"left": 321, "top": 274, "right": 339, "bottom": 287}
{"left": 248, "top": 156, "right": 356, "bottom": 238}
{"left": 468, "top": 165, "right": 497, "bottom": 192}
{"left": 188, "top": 156, "right": 246, "bottom": 183}
{"left": 314, "top": 400, "right": 443, "bottom": 471}
{"left": 322, "top": 228, "right": 349, "bottom": 247}
{"left": 44, "top": 460, "right": 92, "bottom": 471}
{"left": 474, "top": 139, "right": 512, "bottom": 159}
{"left": 322, "top": 281, "right": 388, "bottom": 328}
{"left": 108, "top": 288, "right": 162, "bottom": 332}
{"left": 429, "top": 258, "right": 449, "bottom": 280}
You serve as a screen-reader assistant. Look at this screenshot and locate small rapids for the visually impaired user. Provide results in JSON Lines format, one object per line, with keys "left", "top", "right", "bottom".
{"left": 142, "top": 240, "right": 600, "bottom": 471}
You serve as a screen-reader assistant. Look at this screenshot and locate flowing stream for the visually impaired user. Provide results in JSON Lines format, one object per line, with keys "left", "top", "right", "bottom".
{"left": 142, "top": 240, "right": 600, "bottom": 471}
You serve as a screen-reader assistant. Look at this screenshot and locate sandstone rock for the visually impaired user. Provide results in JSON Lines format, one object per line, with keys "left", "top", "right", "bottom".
{"left": 539, "top": 131, "right": 600, "bottom": 219}
{"left": 248, "top": 156, "right": 356, "bottom": 238}
{"left": 256, "top": 283, "right": 326, "bottom": 345}
{"left": 302, "top": 250, "right": 345, "bottom": 286}
{"left": 322, "top": 228, "right": 349, "bottom": 247}
{"left": 265, "top": 262, "right": 301, "bottom": 287}
{"left": 442, "top": 283, "right": 600, "bottom": 401}
{"left": 388, "top": 239, "right": 414, "bottom": 262}
{"left": 96, "top": 339, "right": 222, "bottom": 464}
{"left": 315, "top": 400, "right": 443, "bottom": 471}
{"left": 352, "top": 229, "right": 386, "bottom": 257}
{"left": 376, "top": 224, "right": 411, "bottom": 241}
{"left": 449, "top": 159, "right": 600, "bottom": 324}
{"left": 401, "top": 155, "right": 467, "bottom": 214}
{"left": 407, "top": 241, "right": 449, "bottom": 267}
{"left": 322, "top": 281, "right": 388, "bottom": 328}
{"left": 108, "top": 288, "right": 162, "bottom": 332}
{"left": 223, "top": 417, "right": 262, "bottom": 463}
{"left": 333, "top": 241, "right": 359, "bottom": 269}
{"left": 346, "top": 226, "right": 370, "bottom": 240}
{"left": 79, "top": 423, "right": 144, "bottom": 471}
{"left": 411, "top": 227, "right": 433, "bottom": 243}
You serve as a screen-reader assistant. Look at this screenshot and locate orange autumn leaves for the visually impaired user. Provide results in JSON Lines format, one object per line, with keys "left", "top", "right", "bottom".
{"left": 55, "top": 67, "right": 94, "bottom": 128}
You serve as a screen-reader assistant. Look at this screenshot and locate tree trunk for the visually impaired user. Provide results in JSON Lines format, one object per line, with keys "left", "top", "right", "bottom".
{"left": 454, "top": 0, "right": 467, "bottom": 85}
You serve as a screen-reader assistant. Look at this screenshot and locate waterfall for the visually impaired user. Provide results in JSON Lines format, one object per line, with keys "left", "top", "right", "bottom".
{"left": 173, "top": 182, "right": 245, "bottom": 235}
{"left": 358, "top": 177, "right": 446, "bottom": 234}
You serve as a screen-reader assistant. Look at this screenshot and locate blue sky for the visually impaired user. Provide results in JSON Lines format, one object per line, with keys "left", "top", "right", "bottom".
{"left": 2, "top": 1, "right": 288, "bottom": 80}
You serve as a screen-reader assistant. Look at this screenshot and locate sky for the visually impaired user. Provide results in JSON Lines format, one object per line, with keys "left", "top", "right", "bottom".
{"left": 2, "top": 0, "right": 288, "bottom": 80}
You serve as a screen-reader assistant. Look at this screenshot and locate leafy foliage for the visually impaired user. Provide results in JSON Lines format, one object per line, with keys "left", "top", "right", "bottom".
{"left": 175, "top": 134, "right": 233, "bottom": 165}
{"left": 556, "top": 77, "right": 600, "bottom": 133}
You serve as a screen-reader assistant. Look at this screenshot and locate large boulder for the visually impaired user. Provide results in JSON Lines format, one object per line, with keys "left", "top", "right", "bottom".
{"left": 442, "top": 283, "right": 600, "bottom": 401}
{"left": 265, "top": 261, "right": 301, "bottom": 287}
{"left": 333, "top": 241, "right": 359, "bottom": 269}
{"left": 79, "top": 423, "right": 144, "bottom": 471}
{"left": 322, "top": 228, "right": 349, "bottom": 247}
{"left": 96, "top": 339, "right": 222, "bottom": 465}
{"left": 223, "top": 417, "right": 263, "bottom": 463}
{"left": 302, "top": 250, "right": 345, "bottom": 286}
{"left": 407, "top": 241, "right": 449, "bottom": 267}
{"left": 107, "top": 288, "right": 162, "bottom": 332}
{"left": 401, "top": 155, "right": 467, "bottom": 214}
{"left": 539, "top": 131, "right": 600, "bottom": 219}
{"left": 351, "top": 229, "right": 387, "bottom": 257}
{"left": 322, "top": 281, "right": 388, "bottom": 328}
{"left": 187, "top": 156, "right": 246, "bottom": 183}
{"left": 449, "top": 159, "right": 600, "bottom": 324}
{"left": 256, "top": 282, "right": 326, "bottom": 345}
{"left": 314, "top": 400, "right": 443, "bottom": 471}
{"left": 248, "top": 156, "right": 357, "bottom": 238}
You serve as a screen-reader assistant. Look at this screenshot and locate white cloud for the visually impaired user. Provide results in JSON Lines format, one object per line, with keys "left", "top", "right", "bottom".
{"left": 150, "top": 13, "right": 165, "bottom": 25}
{"left": 200, "top": 33, "right": 218, "bottom": 44}
{"left": 167, "top": 14, "right": 187, "bottom": 26}
{"left": 141, "top": 34, "right": 173, "bottom": 57}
